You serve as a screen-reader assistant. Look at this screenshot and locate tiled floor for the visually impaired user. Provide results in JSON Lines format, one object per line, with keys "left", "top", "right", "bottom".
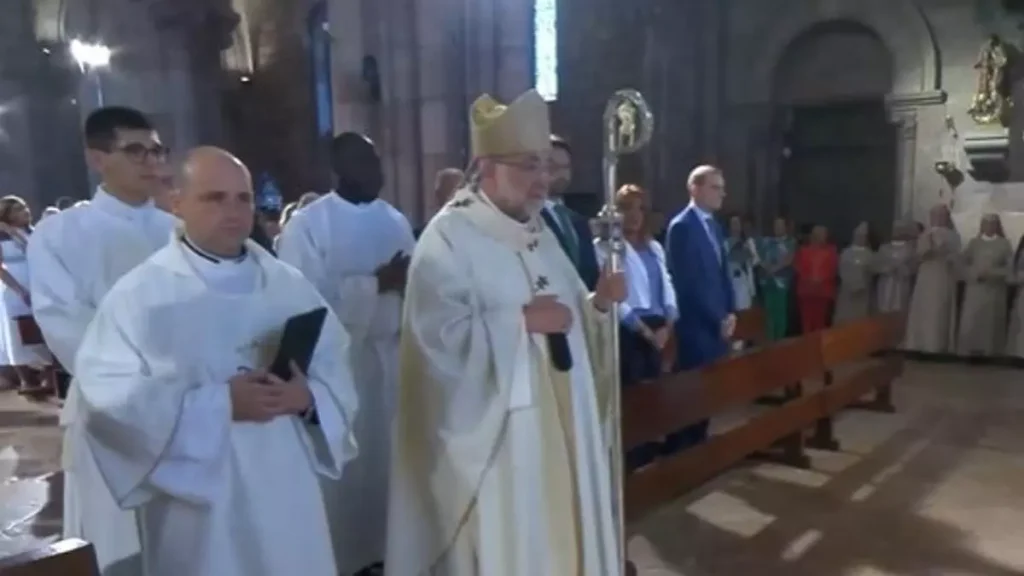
{"left": 629, "top": 362, "right": 1024, "bottom": 575}
{"left": 1, "top": 363, "right": 1022, "bottom": 575}
{"left": 0, "top": 394, "right": 61, "bottom": 557}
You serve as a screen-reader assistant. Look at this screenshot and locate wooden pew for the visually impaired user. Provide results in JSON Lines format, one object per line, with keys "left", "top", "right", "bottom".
{"left": 732, "top": 306, "right": 766, "bottom": 344}
{"left": 659, "top": 306, "right": 767, "bottom": 371}
{"left": 623, "top": 312, "right": 904, "bottom": 522}
{"left": 0, "top": 539, "right": 99, "bottom": 576}
{"left": 808, "top": 314, "right": 904, "bottom": 449}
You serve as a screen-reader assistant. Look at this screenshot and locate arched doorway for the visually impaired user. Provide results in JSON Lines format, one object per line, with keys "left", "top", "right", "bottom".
{"left": 773, "top": 21, "right": 896, "bottom": 245}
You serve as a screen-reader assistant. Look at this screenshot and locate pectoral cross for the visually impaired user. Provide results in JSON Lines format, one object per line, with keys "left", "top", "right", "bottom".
{"left": 535, "top": 275, "right": 549, "bottom": 293}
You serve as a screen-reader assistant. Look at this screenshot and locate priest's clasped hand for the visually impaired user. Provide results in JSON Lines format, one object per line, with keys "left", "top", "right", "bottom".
{"left": 592, "top": 267, "right": 627, "bottom": 312}
{"left": 523, "top": 294, "right": 573, "bottom": 334}
{"left": 265, "top": 361, "right": 314, "bottom": 416}
{"left": 376, "top": 250, "right": 411, "bottom": 293}
{"left": 229, "top": 362, "right": 313, "bottom": 423}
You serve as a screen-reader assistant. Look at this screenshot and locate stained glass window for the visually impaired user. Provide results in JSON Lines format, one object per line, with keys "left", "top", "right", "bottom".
{"left": 308, "top": 2, "right": 333, "bottom": 137}
{"left": 533, "top": 0, "right": 558, "bottom": 102}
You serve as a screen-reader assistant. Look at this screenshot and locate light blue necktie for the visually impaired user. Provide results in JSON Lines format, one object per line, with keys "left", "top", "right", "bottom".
{"left": 703, "top": 215, "right": 722, "bottom": 264}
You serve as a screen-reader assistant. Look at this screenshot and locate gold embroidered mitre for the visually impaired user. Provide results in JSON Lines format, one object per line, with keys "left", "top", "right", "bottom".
{"left": 469, "top": 89, "right": 551, "bottom": 158}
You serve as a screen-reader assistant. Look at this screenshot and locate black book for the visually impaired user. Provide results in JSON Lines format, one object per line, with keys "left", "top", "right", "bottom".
{"left": 270, "top": 307, "right": 328, "bottom": 380}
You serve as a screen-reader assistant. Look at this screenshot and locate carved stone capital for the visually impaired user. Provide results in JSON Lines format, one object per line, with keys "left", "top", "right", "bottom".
{"left": 891, "top": 112, "right": 918, "bottom": 139}
{"left": 146, "top": 0, "right": 240, "bottom": 51}
{"left": 885, "top": 90, "right": 947, "bottom": 111}
{"left": 963, "top": 128, "right": 1011, "bottom": 182}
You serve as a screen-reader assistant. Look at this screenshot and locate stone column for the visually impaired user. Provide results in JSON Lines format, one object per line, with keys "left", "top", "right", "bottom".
{"left": 889, "top": 110, "right": 918, "bottom": 220}
{"left": 415, "top": 0, "right": 465, "bottom": 217}
{"left": 886, "top": 90, "right": 945, "bottom": 220}
{"left": 367, "top": 0, "right": 423, "bottom": 216}
{"left": 0, "top": 2, "right": 40, "bottom": 205}
{"left": 328, "top": 0, "right": 532, "bottom": 225}
{"left": 330, "top": 0, "right": 372, "bottom": 137}
{"left": 695, "top": 0, "right": 725, "bottom": 157}
{"left": 146, "top": 0, "right": 239, "bottom": 150}
{"left": 63, "top": 0, "right": 237, "bottom": 154}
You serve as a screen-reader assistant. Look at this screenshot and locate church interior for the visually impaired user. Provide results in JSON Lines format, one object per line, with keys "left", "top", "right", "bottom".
{"left": 1, "top": 0, "right": 1024, "bottom": 574}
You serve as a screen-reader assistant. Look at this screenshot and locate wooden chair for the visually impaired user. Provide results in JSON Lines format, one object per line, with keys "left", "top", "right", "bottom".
{"left": 0, "top": 539, "right": 99, "bottom": 576}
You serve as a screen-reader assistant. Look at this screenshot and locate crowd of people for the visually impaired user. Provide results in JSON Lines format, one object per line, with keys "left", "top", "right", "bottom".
{"left": 717, "top": 207, "right": 1024, "bottom": 360}
{"left": 4, "top": 89, "right": 630, "bottom": 576}
{"left": 0, "top": 82, "right": 1016, "bottom": 576}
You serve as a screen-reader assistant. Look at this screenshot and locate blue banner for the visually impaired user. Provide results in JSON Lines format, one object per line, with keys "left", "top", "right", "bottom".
{"left": 256, "top": 172, "right": 283, "bottom": 212}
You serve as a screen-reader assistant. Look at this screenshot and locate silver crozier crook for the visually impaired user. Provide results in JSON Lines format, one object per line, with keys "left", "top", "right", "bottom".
{"left": 596, "top": 89, "right": 654, "bottom": 571}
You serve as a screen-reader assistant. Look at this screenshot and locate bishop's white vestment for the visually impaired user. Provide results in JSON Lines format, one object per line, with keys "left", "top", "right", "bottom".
{"left": 386, "top": 187, "right": 622, "bottom": 575}
{"left": 277, "top": 192, "right": 415, "bottom": 573}
{"left": 27, "top": 187, "right": 176, "bottom": 573}
{"left": 74, "top": 233, "right": 359, "bottom": 576}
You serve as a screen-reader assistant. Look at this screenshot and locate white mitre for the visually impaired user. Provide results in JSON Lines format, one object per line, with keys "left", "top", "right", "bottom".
{"left": 469, "top": 89, "right": 551, "bottom": 158}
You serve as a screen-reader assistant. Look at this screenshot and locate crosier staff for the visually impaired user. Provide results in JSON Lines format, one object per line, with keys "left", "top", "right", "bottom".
{"left": 595, "top": 89, "right": 654, "bottom": 575}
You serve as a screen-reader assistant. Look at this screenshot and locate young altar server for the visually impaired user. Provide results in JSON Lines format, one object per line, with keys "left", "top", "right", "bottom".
{"left": 386, "top": 89, "right": 627, "bottom": 575}
{"left": 28, "top": 107, "right": 177, "bottom": 574}
{"left": 73, "top": 147, "right": 359, "bottom": 576}
{"left": 277, "top": 132, "right": 415, "bottom": 576}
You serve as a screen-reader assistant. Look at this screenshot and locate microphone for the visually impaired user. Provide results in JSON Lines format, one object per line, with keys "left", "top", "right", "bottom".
{"left": 547, "top": 333, "right": 573, "bottom": 372}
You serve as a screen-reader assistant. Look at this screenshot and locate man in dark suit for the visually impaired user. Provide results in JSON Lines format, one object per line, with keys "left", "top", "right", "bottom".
{"left": 541, "top": 135, "right": 601, "bottom": 290}
{"left": 664, "top": 165, "right": 736, "bottom": 451}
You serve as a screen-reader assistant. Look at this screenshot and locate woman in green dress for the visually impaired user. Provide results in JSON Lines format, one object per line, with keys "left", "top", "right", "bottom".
{"left": 757, "top": 217, "right": 796, "bottom": 340}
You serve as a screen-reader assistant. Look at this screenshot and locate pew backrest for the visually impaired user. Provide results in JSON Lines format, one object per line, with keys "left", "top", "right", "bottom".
{"left": 0, "top": 539, "right": 99, "bottom": 576}
{"left": 623, "top": 334, "right": 821, "bottom": 450}
{"left": 733, "top": 307, "right": 766, "bottom": 343}
{"left": 819, "top": 313, "right": 903, "bottom": 368}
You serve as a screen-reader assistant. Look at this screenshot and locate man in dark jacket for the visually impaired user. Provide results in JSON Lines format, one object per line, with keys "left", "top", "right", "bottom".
{"left": 541, "top": 135, "right": 600, "bottom": 290}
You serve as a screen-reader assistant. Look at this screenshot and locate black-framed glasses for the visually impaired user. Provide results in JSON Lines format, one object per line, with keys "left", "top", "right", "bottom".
{"left": 494, "top": 155, "right": 547, "bottom": 175}
{"left": 115, "top": 143, "right": 170, "bottom": 164}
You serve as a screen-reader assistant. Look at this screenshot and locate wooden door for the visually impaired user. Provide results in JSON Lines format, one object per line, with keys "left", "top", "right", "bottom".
{"left": 779, "top": 100, "right": 897, "bottom": 246}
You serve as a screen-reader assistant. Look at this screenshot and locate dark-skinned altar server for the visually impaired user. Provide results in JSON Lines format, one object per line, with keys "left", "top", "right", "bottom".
{"left": 386, "top": 89, "right": 627, "bottom": 575}
{"left": 277, "top": 132, "right": 415, "bottom": 575}
{"left": 73, "top": 147, "right": 358, "bottom": 576}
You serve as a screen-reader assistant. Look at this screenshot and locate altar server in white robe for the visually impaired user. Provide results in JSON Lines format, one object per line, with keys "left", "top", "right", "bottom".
{"left": 27, "top": 106, "right": 177, "bottom": 575}
{"left": 75, "top": 147, "right": 359, "bottom": 576}
{"left": 277, "top": 132, "right": 413, "bottom": 575}
{"left": 387, "top": 89, "right": 627, "bottom": 576}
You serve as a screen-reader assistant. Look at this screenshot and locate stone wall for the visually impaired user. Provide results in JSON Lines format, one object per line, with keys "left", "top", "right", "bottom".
{"left": 554, "top": 0, "right": 1023, "bottom": 229}
{"left": 553, "top": 0, "right": 724, "bottom": 220}
{"left": 327, "top": 0, "right": 533, "bottom": 225}
{"left": 0, "top": 0, "right": 240, "bottom": 208}
{"left": 222, "top": 0, "right": 328, "bottom": 198}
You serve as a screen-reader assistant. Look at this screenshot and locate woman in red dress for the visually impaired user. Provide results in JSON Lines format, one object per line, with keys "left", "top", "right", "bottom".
{"left": 795, "top": 224, "right": 839, "bottom": 333}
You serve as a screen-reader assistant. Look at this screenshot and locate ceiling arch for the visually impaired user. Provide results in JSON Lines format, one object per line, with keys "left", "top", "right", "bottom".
{"left": 737, "top": 0, "right": 938, "bottom": 103}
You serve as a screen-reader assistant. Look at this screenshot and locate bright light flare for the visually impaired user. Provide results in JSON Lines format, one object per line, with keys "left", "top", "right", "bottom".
{"left": 70, "top": 39, "right": 112, "bottom": 69}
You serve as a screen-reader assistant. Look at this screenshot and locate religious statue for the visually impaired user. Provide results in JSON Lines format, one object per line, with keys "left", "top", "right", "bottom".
{"left": 967, "top": 35, "right": 1012, "bottom": 126}
{"left": 616, "top": 100, "right": 637, "bottom": 149}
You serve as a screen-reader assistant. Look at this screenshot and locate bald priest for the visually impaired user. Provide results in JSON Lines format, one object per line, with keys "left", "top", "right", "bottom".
{"left": 385, "top": 89, "right": 628, "bottom": 575}
{"left": 72, "top": 147, "right": 359, "bottom": 576}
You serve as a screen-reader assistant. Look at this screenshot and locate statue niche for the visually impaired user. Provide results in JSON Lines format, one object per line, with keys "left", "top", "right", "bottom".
{"left": 967, "top": 35, "right": 1012, "bottom": 126}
